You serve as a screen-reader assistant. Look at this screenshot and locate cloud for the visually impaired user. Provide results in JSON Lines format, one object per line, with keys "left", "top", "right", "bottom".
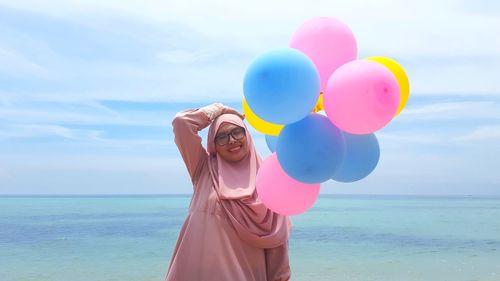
{"left": 373, "top": 98, "right": 500, "bottom": 147}
{"left": 398, "top": 100, "right": 500, "bottom": 122}
{"left": 1, "top": 0, "right": 499, "bottom": 195}
{"left": 1, "top": 153, "right": 178, "bottom": 172}
{"left": 0, "top": 0, "right": 499, "bottom": 106}
{"left": 4, "top": 0, "right": 499, "bottom": 56}
{"left": 455, "top": 125, "right": 500, "bottom": 141}
{"left": 0, "top": 124, "right": 92, "bottom": 139}
{"left": 0, "top": 155, "right": 192, "bottom": 194}
{"left": 377, "top": 132, "right": 442, "bottom": 145}
{"left": 0, "top": 104, "right": 131, "bottom": 126}
{"left": 0, "top": 45, "right": 50, "bottom": 78}
{"left": 455, "top": 0, "right": 500, "bottom": 17}
{"left": 157, "top": 49, "right": 219, "bottom": 64}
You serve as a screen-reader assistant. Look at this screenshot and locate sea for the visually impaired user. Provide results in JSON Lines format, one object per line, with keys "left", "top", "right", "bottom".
{"left": 1, "top": 195, "right": 499, "bottom": 281}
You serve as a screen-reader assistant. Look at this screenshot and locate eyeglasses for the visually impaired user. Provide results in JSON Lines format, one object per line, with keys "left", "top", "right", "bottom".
{"left": 215, "top": 127, "right": 246, "bottom": 146}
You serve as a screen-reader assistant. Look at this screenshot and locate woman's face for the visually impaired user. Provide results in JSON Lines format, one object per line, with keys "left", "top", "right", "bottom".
{"left": 214, "top": 123, "right": 250, "bottom": 162}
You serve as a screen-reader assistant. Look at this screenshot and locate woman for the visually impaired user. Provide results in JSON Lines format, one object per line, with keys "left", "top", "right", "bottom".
{"left": 165, "top": 102, "right": 292, "bottom": 281}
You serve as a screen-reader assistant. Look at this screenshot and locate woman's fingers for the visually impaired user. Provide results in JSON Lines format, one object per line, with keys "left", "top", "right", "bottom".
{"left": 222, "top": 107, "right": 245, "bottom": 120}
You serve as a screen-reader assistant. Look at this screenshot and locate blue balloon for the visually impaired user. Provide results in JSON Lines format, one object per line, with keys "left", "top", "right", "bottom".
{"left": 265, "top": 134, "right": 279, "bottom": 153}
{"left": 243, "top": 48, "right": 320, "bottom": 124}
{"left": 332, "top": 132, "right": 380, "bottom": 183}
{"left": 276, "top": 113, "right": 345, "bottom": 183}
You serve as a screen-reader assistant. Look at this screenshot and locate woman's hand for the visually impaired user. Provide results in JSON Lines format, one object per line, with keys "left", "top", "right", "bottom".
{"left": 221, "top": 106, "right": 245, "bottom": 120}
{"left": 200, "top": 103, "right": 245, "bottom": 121}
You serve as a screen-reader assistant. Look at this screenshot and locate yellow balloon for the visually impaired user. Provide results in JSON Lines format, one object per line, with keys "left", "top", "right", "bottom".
{"left": 367, "top": 56, "right": 410, "bottom": 116}
{"left": 242, "top": 98, "right": 284, "bottom": 136}
{"left": 312, "top": 92, "right": 324, "bottom": 112}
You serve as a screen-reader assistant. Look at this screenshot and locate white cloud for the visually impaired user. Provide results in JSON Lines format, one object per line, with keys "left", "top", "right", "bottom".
{"left": 3, "top": 0, "right": 499, "bottom": 54}
{"left": 321, "top": 142, "right": 500, "bottom": 195}
{"left": 0, "top": 107, "right": 129, "bottom": 126}
{"left": 157, "top": 49, "right": 217, "bottom": 64}
{"left": 377, "top": 128, "right": 500, "bottom": 146}
{"left": 377, "top": 132, "right": 442, "bottom": 145}
{"left": 455, "top": 125, "right": 500, "bottom": 141}
{"left": 0, "top": 121, "right": 177, "bottom": 149}
{"left": 0, "top": 124, "right": 108, "bottom": 141}
{"left": 1, "top": 0, "right": 499, "bottom": 103}
{"left": 375, "top": 100, "right": 500, "bottom": 145}
{"left": 0, "top": 155, "right": 192, "bottom": 194}
{"left": 399, "top": 100, "right": 500, "bottom": 121}
{"left": 1, "top": 0, "right": 499, "bottom": 195}
{"left": 0, "top": 100, "right": 175, "bottom": 127}
{"left": 406, "top": 59, "right": 500, "bottom": 95}
{"left": 0, "top": 45, "right": 50, "bottom": 78}
{"left": 1, "top": 154, "right": 179, "bottom": 172}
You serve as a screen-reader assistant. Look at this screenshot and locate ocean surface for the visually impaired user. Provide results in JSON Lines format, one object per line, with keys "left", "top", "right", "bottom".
{"left": 1, "top": 195, "right": 499, "bottom": 281}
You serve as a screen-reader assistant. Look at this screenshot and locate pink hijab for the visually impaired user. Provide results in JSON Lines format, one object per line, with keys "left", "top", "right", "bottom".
{"left": 207, "top": 113, "right": 290, "bottom": 249}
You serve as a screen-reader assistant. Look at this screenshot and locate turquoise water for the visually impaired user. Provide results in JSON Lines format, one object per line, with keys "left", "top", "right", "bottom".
{"left": 1, "top": 195, "right": 499, "bottom": 281}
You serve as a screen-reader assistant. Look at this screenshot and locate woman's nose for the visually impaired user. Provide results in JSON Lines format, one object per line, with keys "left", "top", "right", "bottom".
{"left": 228, "top": 135, "right": 238, "bottom": 143}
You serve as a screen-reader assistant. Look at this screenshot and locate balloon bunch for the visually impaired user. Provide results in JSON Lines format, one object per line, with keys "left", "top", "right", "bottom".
{"left": 243, "top": 17, "right": 410, "bottom": 216}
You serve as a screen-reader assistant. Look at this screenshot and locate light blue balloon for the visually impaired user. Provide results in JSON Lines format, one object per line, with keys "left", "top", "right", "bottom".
{"left": 276, "top": 113, "right": 345, "bottom": 184}
{"left": 243, "top": 48, "right": 320, "bottom": 125}
{"left": 265, "top": 134, "right": 278, "bottom": 153}
{"left": 332, "top": 132, "right": 380, "bottom": 183}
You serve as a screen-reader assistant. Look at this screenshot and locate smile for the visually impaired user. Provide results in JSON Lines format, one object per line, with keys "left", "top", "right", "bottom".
{"left": 228, "top": 145, "right": 242, "bottom": 152}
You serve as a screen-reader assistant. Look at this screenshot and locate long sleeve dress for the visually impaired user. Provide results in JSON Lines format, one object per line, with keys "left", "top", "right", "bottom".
{"left": 165, "top": 108, "right": 291, "bottom": 281}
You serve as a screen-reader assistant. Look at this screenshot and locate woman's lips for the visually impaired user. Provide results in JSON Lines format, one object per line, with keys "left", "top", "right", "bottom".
{"left": 228, "top": 145, "right": 241, "bottom": 152}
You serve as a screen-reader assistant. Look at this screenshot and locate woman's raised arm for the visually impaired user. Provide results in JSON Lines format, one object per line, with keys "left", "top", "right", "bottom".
{"left": 171, "top": 103, "right": 226, "bottom": 185}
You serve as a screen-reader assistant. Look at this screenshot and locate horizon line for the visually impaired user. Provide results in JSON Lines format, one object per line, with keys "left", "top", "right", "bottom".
{"left": 1, "top": 193, "right": 499, "bottom": 198}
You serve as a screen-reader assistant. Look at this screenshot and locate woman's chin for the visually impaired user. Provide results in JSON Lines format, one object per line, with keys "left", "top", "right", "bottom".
{"left": 223, "top": 150, "right": 249, "bottom": 162}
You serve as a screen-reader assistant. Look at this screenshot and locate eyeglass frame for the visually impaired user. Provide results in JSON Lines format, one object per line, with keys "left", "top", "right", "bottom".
{"left": 214, "top": 126, "right": 246, "bottom": 146}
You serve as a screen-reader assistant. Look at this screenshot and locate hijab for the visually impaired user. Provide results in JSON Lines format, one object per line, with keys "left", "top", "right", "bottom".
{"left": 206, "top": 113, "right": 290, "bottom": 248}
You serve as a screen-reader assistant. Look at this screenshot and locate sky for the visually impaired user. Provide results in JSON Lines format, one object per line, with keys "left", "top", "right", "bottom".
{"left": 0, "top": 0, "right": 499, "bottom": 195}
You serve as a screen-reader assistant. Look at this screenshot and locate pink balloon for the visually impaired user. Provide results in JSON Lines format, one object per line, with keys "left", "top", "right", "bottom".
{"left": 256, "top": 153, "right": 320, "bottom": 216}
{"left": 290, "top": 17, "right": 357, "bottom": 92}
{"left": 324, "top": 59, "right": 400, "bottom": 134}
